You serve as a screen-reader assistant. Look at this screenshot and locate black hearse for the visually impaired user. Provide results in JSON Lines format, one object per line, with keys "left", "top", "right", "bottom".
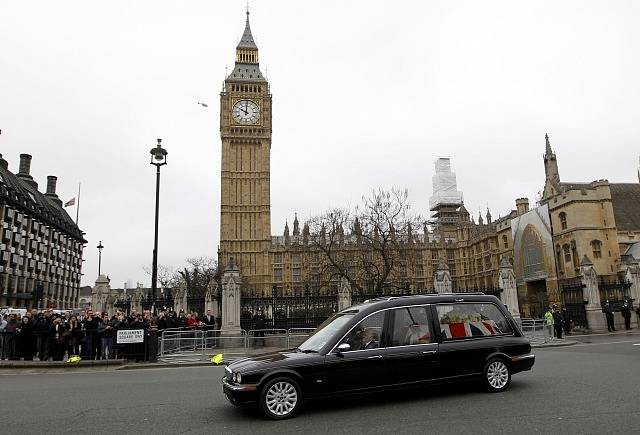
{"left": 221, "top": 293, "right": 534, "bottom": 419}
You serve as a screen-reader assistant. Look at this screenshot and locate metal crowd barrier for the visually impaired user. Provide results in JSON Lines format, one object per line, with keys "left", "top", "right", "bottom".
{"left": 157, "top": 327, "right": 318, "bottom": 363}
{"left": 519, "top": 318, "right": 553, "bottom": 345}
{"left": 286, "top": 328, "right": 317, "bottom": 349}
{"left": 247, "top": 329, "right": 288, "bottom": 349}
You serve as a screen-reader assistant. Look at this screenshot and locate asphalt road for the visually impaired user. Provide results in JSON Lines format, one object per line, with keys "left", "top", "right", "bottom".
{"left": 2, "top": 333, "right": 639, "bottom": 435}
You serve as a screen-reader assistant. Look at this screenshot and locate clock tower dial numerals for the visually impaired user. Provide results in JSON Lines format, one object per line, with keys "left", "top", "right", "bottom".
{"left": 232, "top": 99, "right": 260, "bottom": 125}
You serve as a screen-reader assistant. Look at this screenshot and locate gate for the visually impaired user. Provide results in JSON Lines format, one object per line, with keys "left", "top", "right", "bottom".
{"left": 560, "top": 279, "right": 588, "bottom": 329}
{"left": 598, "top": 277, "right": 634, "bottom": 310}
{"left": 240, "top": 291, "right": 338, "bottom": 330}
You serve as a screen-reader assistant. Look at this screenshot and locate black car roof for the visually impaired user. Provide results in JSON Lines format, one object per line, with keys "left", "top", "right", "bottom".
{"left": 346, "top": 293, "right": 503, "bottom": 316}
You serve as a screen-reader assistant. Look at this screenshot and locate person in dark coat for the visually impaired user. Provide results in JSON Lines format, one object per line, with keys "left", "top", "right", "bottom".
{"left": 4, "top": 314, "right": 19, "bottom": 360}
{"left": 66, "top": 315, "right": 82, "bottom": 356}
{"left": 33, "top": 312, "right": 51, "bottom": 361}
{"left": 16, "top": 316, "right": 36, "bottom": 360}
{"left": 620, "top": 300, "right": 632, "bottom": 330}
{"left": 602, "top": 300, "right": 616, "bottom": 332}
{"left": 98, "top": 313, "right": 115, "bottom": 359}
{"left": 253, "top": 308, "right": 266, "bottom": 346}
{"left": 203, "top": 310, "right": 216, "bottom": 331}
{"left": 82, "top": 310, "right": 100, "bottom": 359}
{"left": 561, "top": 307, "right": 572, "bottom": 335}
{"left": 49, "top": 317, "right": 67, "bottom": 361}
{"left": 552, "top": 305, "right": 563, "bottom": 339}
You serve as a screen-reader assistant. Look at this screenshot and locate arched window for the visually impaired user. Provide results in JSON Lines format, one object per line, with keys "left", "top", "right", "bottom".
{"left": 502, "top": 234, "right": 508, "bottom": 248}
{"left": 591, "top": 240, "right": 602, "bottom": 259}
{"left": 522, "top": 225, "right": 545, "bottom": 278}
{"left": 563, "top": 244, "right": 571, "bottom": 263}
{"left": 559, "top": 212, "right": 567, "bottom": 230}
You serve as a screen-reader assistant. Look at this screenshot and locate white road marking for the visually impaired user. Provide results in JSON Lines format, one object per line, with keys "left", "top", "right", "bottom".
{"left": 633, "top": 343, "right": 640, "bottom": 346}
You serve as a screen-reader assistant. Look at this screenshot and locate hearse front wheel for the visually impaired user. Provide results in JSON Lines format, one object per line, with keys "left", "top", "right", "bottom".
{"left": 259, "top": 377, "right": 302, "bottom": 420}
{"left": 483, "top": 358, "right": 511, "bottom": 392}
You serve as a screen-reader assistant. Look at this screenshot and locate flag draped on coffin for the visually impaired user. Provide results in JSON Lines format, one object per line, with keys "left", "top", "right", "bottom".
{"left": 441, "top": 321, "right": 501, "bottom": 339}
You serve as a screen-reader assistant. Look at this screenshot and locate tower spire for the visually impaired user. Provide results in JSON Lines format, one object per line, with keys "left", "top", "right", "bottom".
{"left": 544, "top": 133, "right": 555, "bottom": 159}
{"left": 237, "top": 8, "right": 257, "bottom": 50}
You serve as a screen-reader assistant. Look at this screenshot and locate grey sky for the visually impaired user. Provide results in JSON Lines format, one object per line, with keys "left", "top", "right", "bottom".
{"left": 1, "top": 0, "right": 639, "bottom": 288}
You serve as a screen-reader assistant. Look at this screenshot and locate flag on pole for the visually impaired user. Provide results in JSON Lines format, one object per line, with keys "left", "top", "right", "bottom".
{"left": 64, "top": 197, "right": 76, "bottom": 207}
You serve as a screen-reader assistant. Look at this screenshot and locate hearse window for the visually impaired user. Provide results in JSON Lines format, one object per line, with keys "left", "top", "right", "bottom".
{"left": 436, "top": 303, "right": 512, "bottom": 340}
{"left": 390, "top": 306, "right": 433, "bottom": 346}
{"left": 298, "top": 313, "right": 355, "bottom": 353}
{"left": 341, "top": 311, "right": 385, "bottom": 351}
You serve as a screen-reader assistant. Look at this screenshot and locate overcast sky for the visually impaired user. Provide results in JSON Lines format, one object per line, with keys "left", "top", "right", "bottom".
{"left": 1, "top": 0, "right": 639, "bottom": 289}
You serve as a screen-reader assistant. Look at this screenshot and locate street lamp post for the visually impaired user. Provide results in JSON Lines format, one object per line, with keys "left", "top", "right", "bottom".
{"left": 97, "top": 240, "right": 104, "bottom": 276}
{"left": 149, "top": 138, "right": 168, "bottom": 314}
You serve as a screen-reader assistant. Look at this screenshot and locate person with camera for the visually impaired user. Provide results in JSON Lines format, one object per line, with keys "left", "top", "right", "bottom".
{"left": 98, "top": 312, "right": 115, "bottom": 359}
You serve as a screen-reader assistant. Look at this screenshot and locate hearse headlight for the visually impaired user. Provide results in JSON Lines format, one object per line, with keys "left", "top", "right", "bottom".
{"left": 232, "top": 373, "right": 237, "bottom": 382}
{"left": 236, "top": 373, "right": 242, "bottom": 384}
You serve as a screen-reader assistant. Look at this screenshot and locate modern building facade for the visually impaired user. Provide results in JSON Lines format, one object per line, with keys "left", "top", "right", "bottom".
{"left": 0, "top": 153, "right": 85, "bottom": 309}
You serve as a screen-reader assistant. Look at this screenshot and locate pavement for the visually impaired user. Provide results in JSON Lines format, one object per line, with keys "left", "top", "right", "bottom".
{"left": 1, "top": 333, "right": 639, "bottom": 434}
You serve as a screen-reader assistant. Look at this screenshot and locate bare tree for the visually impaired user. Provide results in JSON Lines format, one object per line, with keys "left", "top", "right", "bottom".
{"left": 307, "top": 188, "right": 423, "bottom": 295}
{"left": 176, "top": 257, "right": 219, "bottom": 298}
{"left": 142, "top": 264, "right": 181, "bottom": 289}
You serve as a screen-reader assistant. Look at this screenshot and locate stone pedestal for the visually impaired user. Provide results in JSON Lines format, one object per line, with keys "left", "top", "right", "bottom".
{"left": 624, "top": 265, "right": 640, "bottom": 308}
{"left": 338, "top": 277, "right": 352, "bottom": 311}
{"left": 434, "top": 258, "right": 452, "bottom": 294}
{"left": 221, "top": 261, "right": 242, "bottom": 333}
{"left": 580, "top": 256, "right": 601, "bottom": 330}
{"left": 498, "top": 258, "right": 520, "bottom": 319}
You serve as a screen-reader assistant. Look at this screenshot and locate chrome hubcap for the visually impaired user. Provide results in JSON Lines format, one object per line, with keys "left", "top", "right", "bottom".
{"left": 265, "top": 381, "right": 297, "bottom": 416}
{"left": 487, "top": 361, "right": 509, "bottom": 389}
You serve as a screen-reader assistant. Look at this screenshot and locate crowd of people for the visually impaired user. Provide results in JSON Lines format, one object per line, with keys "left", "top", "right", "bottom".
{"left": 0, "top": 307, "right": 219, "bottom": 362}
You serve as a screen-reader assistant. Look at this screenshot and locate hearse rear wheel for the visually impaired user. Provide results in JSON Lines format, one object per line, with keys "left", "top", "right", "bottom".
{"left": 483, "top": 358, "right": 511, "bottom": 393}
{"left": 259, "top": 377, "right": 302, "bottom": 420}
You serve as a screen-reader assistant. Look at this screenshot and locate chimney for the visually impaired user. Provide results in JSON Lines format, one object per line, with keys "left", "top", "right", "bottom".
{"left": 0, "top": 153, "right": 7, "bottom": 170}
{"left": 16, "top": 153, "right": 38, "bottom": 189}
{"left": 18, "top": 154, "right": 33, "bottom": 177}
{"left": 516, "top": 198, "right": 530, "bottom": 216}
{"left": 45, "top": 176, "right": 58, "bottom": 196}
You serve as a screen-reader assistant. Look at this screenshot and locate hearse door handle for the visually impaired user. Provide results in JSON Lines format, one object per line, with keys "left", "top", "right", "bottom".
{"left": 367, "top": 355, "right": 383, "bottom": 359}
{"left": 422, "top": 350, "right": 437, "bottom": 355}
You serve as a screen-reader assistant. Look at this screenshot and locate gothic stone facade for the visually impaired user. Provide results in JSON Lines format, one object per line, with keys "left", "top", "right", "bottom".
{"left": 218, "top": 14, "right": 640, "bottom": 316}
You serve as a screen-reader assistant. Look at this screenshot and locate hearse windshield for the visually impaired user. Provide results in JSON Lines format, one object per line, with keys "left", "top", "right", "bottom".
{"left": 297, "top": 312, "right": 356, "bottom": 353}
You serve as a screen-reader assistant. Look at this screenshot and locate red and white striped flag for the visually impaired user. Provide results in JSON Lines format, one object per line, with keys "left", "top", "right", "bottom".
{"left": 64, "top": 197, "right": 76, "bottom": 207}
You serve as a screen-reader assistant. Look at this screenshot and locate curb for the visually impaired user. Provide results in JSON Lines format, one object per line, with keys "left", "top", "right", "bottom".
{"left": 0, "top": 360, "right": 125, "bottom": 369}
{"left": 531, "top": 340, "right": 578, "bottom": 348}
{"left": 117, "top": 361, "right": 214, "bottom": 370}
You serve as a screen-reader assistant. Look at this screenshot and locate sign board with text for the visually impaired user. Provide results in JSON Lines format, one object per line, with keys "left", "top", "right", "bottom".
{"left": 116, "top": 329, "right": 145, "bottom": 344}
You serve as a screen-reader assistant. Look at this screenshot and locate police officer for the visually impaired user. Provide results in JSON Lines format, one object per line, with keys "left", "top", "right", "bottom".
{"left": 552, "top": 305, "right": 563, "bottom": 339}
{"left": 602, "top": 300, "right": 616, "bottom": 332}
{"left": 620, "top": 300, "right": 632, "bottom": 330}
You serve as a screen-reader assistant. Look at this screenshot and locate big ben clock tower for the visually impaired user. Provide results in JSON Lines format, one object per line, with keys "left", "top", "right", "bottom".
{"left": 219, "top": 11, "right": 272, "bottom": 296}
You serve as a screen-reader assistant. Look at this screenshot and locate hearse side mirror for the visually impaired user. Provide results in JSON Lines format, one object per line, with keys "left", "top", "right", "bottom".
{"left": 336, "top": 343, "right": 350, "bottom": 356}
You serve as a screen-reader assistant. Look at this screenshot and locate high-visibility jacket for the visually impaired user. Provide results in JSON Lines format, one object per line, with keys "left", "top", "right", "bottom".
{"left": 544, "top": 310, "right": 554, "bottom": 326}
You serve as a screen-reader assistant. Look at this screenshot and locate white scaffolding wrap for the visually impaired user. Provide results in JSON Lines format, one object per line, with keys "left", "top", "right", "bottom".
{"left": 429, "top": 158, "right": 463, "bottom": 209}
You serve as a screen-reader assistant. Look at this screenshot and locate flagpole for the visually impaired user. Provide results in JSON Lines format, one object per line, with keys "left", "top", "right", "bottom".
{"left": 75, "top": 182, "right": 81, "bottom": 226}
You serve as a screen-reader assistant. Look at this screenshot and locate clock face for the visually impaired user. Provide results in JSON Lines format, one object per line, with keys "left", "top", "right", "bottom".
{"left": 232, "top": 100, "right": 260, "bottom": 124}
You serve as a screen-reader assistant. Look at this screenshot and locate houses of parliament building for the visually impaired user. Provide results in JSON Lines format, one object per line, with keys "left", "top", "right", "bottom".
{"left": 218, "top": 12, "right": 640, "bottom": 317}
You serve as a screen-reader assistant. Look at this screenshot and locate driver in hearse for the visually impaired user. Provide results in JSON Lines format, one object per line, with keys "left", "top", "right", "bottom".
{"left": 361, "top": 328, "right": 379, "bottom": 350}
